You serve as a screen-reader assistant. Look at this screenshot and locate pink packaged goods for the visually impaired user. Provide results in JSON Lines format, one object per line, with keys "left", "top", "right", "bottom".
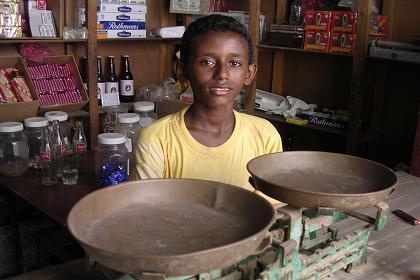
{"left": 329, "top": 33, "right": 355, "bottom": 54}
{"left": 304, "top": 31, "right": 330, "bottom": 52}
{"left": 27, "top": 63, "right": 83, "bottom": 107}
{"left": 304, "top": 11, "right": 331, "bottom": 32}
{"left": 331, "top": 11, "right": 357, "bottom": 33}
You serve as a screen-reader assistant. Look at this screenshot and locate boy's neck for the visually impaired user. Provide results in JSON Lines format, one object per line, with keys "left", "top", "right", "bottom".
{"left": 184, "top": 103, "right": 236, "bottom": 147}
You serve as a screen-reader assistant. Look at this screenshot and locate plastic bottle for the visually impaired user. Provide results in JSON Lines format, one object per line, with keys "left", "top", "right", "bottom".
{"left": 73, "top": 120, "right": 88, "bottom": 173}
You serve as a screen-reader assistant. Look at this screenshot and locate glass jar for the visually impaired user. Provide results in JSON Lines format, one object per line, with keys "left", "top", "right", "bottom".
{"left": 0, "top": 122, "right": 29, "bottom": 177}
{"left": 95, "top": 133, "right": 130, "bottom": 187}
{"left": 24, "top": 117, "right": 49, "bottom": 169}
{"left": 102, "top": 104, "right": 128, "bottom": 133}
{"left": 134, "top": 101, "right": 157, "bottom": 128}
{"left": 115, "top": 113, "right": 140, "bottom": 153}
{"left": 44, "top": 111, "right": 72, "bottom": 143}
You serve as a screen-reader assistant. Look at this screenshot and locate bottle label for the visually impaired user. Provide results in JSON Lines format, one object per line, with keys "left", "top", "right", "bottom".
{"left": 98, "top": 82, "right": 106, "bottom": 98}
{"left": 106, "top": 82, "right": 119, "bottom": 94}
{"left": 76, "top": 143, "right": 87, "bottom": 153}
{"left": 120, "top": 80, "right": 134, "bottom": 96}
{"left": 61, "top": 146, "right": 69, "bottom": 156}
{"left": 40, "top": 152, "right": 51, "bottom": 162}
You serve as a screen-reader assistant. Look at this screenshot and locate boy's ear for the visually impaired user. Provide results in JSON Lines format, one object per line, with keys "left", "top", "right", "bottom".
{"left": 244, "top": 63, "right": 258, "bottom": 86}
{"left": 173, "top": 59, "right": 188, "bottom": 82}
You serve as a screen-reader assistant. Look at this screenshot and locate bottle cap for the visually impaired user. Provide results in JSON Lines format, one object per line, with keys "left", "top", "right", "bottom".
{"left": 117, "top": 113, "right": 140, "bottom": 124}
{"left": 24, "top": 117, "right": 49, "bottom": 128}
{"left": 134, "top": 101, "right": 155, "bottom": 112}
{"left": 123, "top": 54, "right": 129, "bottom": 58}
{"left": 0, "top": 122, "right": 24, "bottom": 133}
{"left": 44, "top": 111, "right": 68, "bottom": 122}
{"left": 98, "top": 133, "right": 126, "bottom": 145}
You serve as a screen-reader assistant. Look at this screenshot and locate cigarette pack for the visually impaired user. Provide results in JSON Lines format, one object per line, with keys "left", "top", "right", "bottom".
{"left": 99, "top": 3, "right": 147, "bottom": 13}
{"left": 97, "top": 21, "right": 145, "bottom": 31}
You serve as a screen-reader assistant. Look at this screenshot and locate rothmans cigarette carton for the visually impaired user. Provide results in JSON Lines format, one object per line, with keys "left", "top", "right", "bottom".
{"left": 99, "top": 3, "right": 147, "bottom": 13}
{"left": 97, "top": 21, "right": 145, "bottom": 31}
{"left": 97, "top": 12, "right": 146, "bottom": 22}
{"left": 97, "top": 29, "right": 146, "bottom": 39}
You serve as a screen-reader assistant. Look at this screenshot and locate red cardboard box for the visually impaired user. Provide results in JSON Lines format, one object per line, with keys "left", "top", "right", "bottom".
{"left": 369, "top": 14, "right": 388, "bottom": 37}
{"left": 329, "top": 33, "right": 356, "bottom": 54}
{"left": 304, "top": 11, "right": 331, "bottom": 31}
{"left": 304, "top": 31, "right": 330, "bottom": 52}
{"left": 0, "top": 56, "right": 39, "bottom": 122}
{"left": 24, "top": 55, "right": 88, "bottom": 113}
{"left": 331, "top": 11, "right": 357, "bottom": 33}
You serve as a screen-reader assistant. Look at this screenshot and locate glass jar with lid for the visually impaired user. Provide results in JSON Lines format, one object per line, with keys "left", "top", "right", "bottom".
{"left": 95, "top": 133, "right": 130, "bottom": 187}
{"left": 134, "top": 101, "right": 157, "bottom": 128}
{"left": 115, "top": 113, "right": 140, "bottom": 153}
{"left": 0, "top": 122, "right": 29, "bottom": 177}
{"left": 102, "top": 104, "right": 128, "bottom": 133}
{"left": 44, "top": 111, "right": 72, "bottom": 143}
{"left": 24, "top": 117, "right": 49, "bottom": 169}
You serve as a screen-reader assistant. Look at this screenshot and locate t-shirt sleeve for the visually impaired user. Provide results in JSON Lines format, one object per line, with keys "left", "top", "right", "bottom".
{"left": 133, "top": 129, "right": 165, "bottom": 180}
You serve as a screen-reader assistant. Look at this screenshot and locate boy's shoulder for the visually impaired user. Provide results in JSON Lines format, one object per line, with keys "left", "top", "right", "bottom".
{"left": 235, "top": 111, "right": 276, "bottom": 130}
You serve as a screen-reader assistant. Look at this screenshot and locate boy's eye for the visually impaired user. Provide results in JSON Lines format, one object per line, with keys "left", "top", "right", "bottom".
{"left": 230, "top": 61, "right": 242, "bottom": 67}
{"left": 200, "top": 59, "right": 215, "bottom": 66}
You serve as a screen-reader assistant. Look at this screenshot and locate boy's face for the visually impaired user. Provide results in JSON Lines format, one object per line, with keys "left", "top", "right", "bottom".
{"left": 181, "top": 31, "right": 257, "bottom": 109}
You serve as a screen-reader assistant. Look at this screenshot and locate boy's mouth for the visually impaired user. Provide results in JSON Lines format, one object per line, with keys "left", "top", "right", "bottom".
{"left": 209, "top": 87, "right": 232, "bottom": 96}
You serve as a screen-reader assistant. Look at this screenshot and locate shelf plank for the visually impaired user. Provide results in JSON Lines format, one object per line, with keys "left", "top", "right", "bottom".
{"left": 250, "top": 110, "right": 348, "bottom": 136}
{"left": 0, "top": 38, "right": 87, "bottom": 44}
{"left": 257, "top": 44, "right": 353, "bottom": 57}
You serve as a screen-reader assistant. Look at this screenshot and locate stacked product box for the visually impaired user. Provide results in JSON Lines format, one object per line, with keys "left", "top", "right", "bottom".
{"left": 97, "top": 0, "right": 147, "bottom": 39}
{"left": 304, "top": 10, "right": 357, "bottom": 55}
{"left": 0, "top": 0, "right": 22, "bottom": 38}
{"left": 368, "top": 14, "right": 388, "bottom": 40}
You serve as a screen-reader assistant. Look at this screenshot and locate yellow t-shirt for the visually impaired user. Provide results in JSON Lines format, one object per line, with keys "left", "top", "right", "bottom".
{"left": 133, "top": 107, "right": 283, "bottom": 204}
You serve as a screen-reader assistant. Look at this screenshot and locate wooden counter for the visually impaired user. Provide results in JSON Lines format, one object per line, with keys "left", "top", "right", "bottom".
{"left": 2, "top": 171, "right": 419, "bottom": 279}
{"left": 0, "top": 155, "right": 99, "bottom": 226}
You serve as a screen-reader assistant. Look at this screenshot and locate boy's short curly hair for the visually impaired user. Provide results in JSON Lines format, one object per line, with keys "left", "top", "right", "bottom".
{"left": 180, "top": 14, "right": 254, "bottom": 66}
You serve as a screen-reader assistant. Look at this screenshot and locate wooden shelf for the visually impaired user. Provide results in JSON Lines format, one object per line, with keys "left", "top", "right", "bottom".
{"left": 98, "top": 37, "right": 180, "bottom": 43}
{"left": 257, "top": 44, "right": 353, "bottom": 58}
{"left": 0, "top": 38, "right": 87, "bottom": 44}
{"left": 250, "top": 110, "right": 347, "bottom": 136}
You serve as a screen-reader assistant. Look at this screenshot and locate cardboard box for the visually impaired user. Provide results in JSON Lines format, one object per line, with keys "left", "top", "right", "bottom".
{"left": 97, "top": 12, "right": 146, "bottom": 22}
{"left": 99, "top": 3, "right": 147, "bottom": 13}
{"left": 304, "top": 31, "right": 330, "bottom": 52}
{"left": 0, "top": 56, "right": 39, "bottom": 122}
{"left": 369, "top": 14, "right": 388, "bottom": 37}
{"left": 329, "top": 33, "right": 356, "bottom": 54}
{"left": 304, "top": 11, "right": 331, "bottom": 32}
{"left": 24, "top": 55, "right": 88, "bottom": 113}
{"left": 331, "top": 11, "right": 357, "bottom": 33}
{"left": 97, "top": 21, "right": 145, "bottom": 31}
{"left": 97, "top": 29, "right": 146, "bottom": 39}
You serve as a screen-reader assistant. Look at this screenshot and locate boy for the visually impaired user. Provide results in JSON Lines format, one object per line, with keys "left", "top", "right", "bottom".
{"left": 133, "top": 14, "right": 282, "bottom": 203}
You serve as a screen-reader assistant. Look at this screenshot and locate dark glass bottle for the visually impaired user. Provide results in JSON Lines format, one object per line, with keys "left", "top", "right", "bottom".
{"left": 97, "top": 56, "right": 105, "bottom": 105}
{"left": 119, "top": 55, "right": 134, "bottom": 103}
{"left": 80, "top": 56, "right": 88, "bottom": 91}
{"left": 105, "top": 56, "right": 119, "bottom": 94}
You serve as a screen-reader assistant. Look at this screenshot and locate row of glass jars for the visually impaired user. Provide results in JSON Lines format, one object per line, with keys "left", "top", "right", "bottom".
{"left": 0, "top": 102, "right": 157, "bottom": 188}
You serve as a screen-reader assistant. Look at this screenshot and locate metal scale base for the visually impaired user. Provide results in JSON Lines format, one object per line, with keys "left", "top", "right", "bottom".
{"left": 89, "top": 202, "right": 389, "bottom": 280}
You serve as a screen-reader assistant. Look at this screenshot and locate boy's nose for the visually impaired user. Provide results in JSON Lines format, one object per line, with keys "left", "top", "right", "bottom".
{"left": 215, "top": 64, "right": 229, "bottom": 80}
